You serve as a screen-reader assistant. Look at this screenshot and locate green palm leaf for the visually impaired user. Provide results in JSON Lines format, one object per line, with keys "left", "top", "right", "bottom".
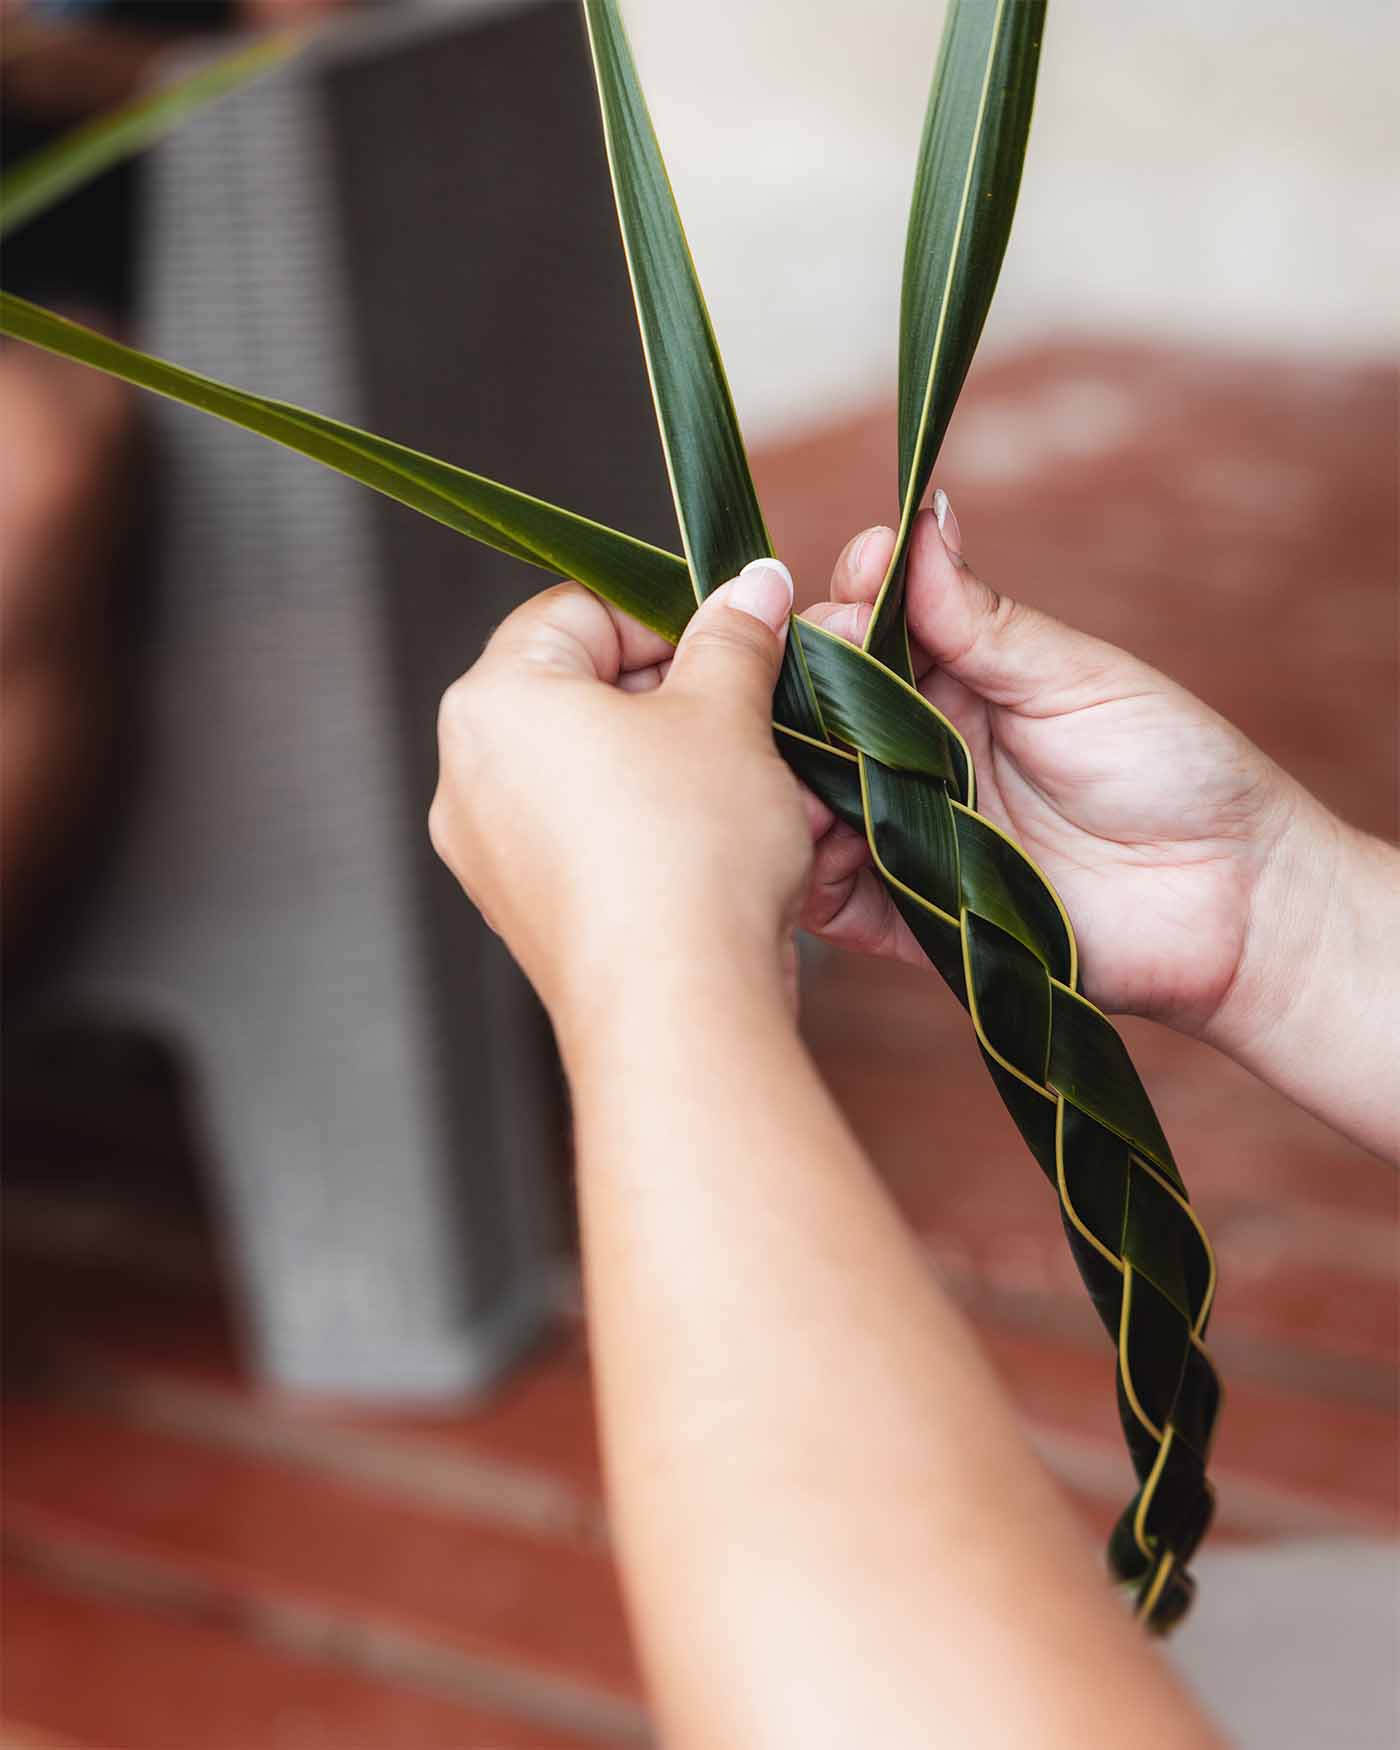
{"left": 581, "top": 0, "right": 829, "bottom": 741}
{"left": 0, "top": 30, "right": 303, "bottom": 241}
{"left": 869, "top": 0, "right": 1045, "bottom": 675}
{"left": 582, "top": 0, "right": 769, "bottom": 601}
{"left": 0, "top": 294, "right": 695, "bottom": 642}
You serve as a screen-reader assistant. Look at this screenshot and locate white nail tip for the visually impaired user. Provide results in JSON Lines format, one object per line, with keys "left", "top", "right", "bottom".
{"left": 933, "top": 489, "right": 950, "bottom": 532}
{"left": 739, "top": 557, "right": 794, "bottom": 600}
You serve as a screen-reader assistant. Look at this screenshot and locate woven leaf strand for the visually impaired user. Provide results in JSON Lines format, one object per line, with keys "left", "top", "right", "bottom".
{"left": 780, "top": 631, "right": 1223, "bottom": 1632}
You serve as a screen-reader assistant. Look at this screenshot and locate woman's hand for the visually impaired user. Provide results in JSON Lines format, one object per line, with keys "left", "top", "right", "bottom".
{"left": 801, "top": 499, "right": 1317, "bottom": 1043}
{"left": 802, "top": 500, "right": 1398, "bottom": 1159}
{"left": 430, "top": 561, "right": 811, "bottom": 1028}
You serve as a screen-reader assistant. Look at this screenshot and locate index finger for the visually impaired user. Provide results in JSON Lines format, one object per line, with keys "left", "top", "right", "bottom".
{"left": 830, "top": 523, "right": 896, "bottom": 605}
{"left": 483, "top": 580, "right": 678, "bottom": 685}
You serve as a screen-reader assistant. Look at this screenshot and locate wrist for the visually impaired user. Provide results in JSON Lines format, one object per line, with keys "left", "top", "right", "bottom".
{"left": 1199, "top": 798, "right": 1400, "bottom": 1158}
{"left": 547, "top": 909, "right": 794, "bottom": 1078}
{"left": 1199, "top": 783, "right": 1352, "bottom": 1068}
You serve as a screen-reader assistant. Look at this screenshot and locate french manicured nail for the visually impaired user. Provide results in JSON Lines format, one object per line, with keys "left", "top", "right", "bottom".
{"left": 933, "top": 488, "right": 963, "bottom": 557}
{"left": 732, "top": 558, "right": 794, "bottom": 631}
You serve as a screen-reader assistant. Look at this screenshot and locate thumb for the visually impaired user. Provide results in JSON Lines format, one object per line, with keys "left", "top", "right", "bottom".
{"left": 905, "top": 499, "right": 1130, "bottom": 711}
{"left": 665, "top": 559, "right": 793, "bottom": 721}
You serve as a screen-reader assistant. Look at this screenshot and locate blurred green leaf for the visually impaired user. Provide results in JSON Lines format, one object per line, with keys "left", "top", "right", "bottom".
{"left": 0, "top": 31, "right": 304, "bottom": 241}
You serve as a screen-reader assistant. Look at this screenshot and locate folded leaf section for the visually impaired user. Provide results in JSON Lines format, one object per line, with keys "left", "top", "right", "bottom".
{"left": 793, "top": 620, "right": 971, "bottom": 793}
{"left": 952, "top": 803, "right": 1073, "bottom": 984}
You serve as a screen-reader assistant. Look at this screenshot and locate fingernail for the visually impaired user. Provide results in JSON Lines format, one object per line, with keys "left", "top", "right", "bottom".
{"left": 732, "top": 558, "right": 794, "bottom": 632}
{"left": 827, "top": 603, "right": 863, "bottom": 644}
{"left": 849, "top": 525, "right": 892, "bottom": 582}
{"left": 933, "top": 489, "right": 963, "bottom": 557}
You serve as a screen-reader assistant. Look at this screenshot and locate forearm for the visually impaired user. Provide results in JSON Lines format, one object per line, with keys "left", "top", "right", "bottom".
{"left": 1207, "top": 795, "right": 1400, "bottom": 1161}
{"left": 556, "top": 937, "right": 1218, "bottom": 1749}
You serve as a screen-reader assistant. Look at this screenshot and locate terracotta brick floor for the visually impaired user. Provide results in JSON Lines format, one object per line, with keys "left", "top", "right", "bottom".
{"left": 3, "top": 342, "right": 1396, "bottom": 1747}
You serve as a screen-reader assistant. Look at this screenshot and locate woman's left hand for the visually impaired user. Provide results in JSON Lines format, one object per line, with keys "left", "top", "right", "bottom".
{"left": 430, "top": 561, "right": 816, "bottom": 1026}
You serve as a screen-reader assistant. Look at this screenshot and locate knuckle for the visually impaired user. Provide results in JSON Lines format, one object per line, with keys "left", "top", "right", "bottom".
{"left": 435, "top": 676, "right": 501, "bottom": 789}
{"left": 984, "top": 585, "right": 1028, "bottom": 640}
{"left": 518, "top": 579, "right": 591, "bottom": 631}
{"left": 533, "top": 579, "right": 599, "bottom": 634}
{"left": 689, "top": 611, "right": 776, "bottom": 665}
{"left": 426, "top": 792, "right": 452, "bottom": 861}
{"left": 436, "top": 673, "right": 481, "bottom": 746}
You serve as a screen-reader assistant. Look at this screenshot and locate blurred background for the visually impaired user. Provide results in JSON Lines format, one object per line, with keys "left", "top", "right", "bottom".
{"left": 2, "top": 1, "right": 1395, "bottom": 1746}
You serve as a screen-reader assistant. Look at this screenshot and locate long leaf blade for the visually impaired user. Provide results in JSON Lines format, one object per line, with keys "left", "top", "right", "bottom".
{"left": 867, "top": 0, "right": 1045, "bottom": 672}
{"left": 581, "top": 0, "right": 827, "bottom": 741}
{"left": 0, "top": 31, "right": 304, "bottom": 240}
{"left": 581, "top": 0, "right": 768, "bottom": 601}
{"left": 0, "top": 293, "right": 696, "bottom": 642}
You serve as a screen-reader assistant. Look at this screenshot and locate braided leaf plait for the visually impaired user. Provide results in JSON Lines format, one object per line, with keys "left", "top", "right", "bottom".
{"left": 775, "top": 636, "right": 1222, "bottom": 1632}
{"left": 583, "top": 0, "right": 1223, "bottom": 1633}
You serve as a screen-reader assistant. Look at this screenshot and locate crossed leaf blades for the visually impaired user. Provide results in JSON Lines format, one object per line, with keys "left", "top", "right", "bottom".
{"left": 0, "top": 0, "right": 1222, "bottom": 1633}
